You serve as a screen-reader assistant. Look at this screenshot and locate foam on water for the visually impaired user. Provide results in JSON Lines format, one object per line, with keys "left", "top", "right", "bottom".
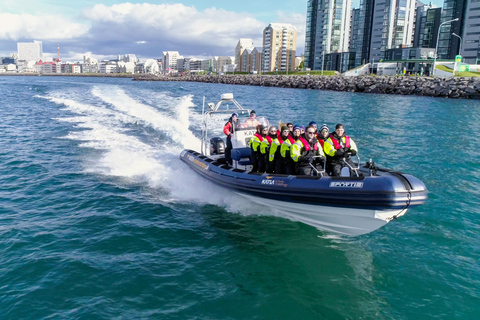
{"left": 43, "top": 84, "right": 272, "bottom": 217}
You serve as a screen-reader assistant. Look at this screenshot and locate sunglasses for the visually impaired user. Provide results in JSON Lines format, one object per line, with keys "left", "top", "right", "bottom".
{"left": 307, "top": 131, "right": 316, "bottom": 134}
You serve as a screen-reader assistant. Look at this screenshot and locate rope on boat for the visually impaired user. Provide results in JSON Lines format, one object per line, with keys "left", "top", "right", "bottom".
{"left": 389, "top": 191, "right": 412, "bottom": 221}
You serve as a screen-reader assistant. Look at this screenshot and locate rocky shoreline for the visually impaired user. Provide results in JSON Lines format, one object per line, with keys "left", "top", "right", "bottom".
{"left": 134, "top": 74, "right": 480, "bottom": 99}
{"left": 3, "top": 73, "right": 479, "bottom": 98}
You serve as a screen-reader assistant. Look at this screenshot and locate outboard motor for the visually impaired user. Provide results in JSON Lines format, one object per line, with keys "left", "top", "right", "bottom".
{"left": 210, "top": 137, "right": 225, "bottom": 155}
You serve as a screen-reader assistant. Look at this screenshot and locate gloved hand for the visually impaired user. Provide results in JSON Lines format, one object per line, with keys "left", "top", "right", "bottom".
{"left": 305, "top": 156, "right": 314, "bottom": 163}
{"left": 336, "top": 148, "right": 345, "bottom": 157}
{"left": 350, "top": 150, "right": 357, "bottom": 156}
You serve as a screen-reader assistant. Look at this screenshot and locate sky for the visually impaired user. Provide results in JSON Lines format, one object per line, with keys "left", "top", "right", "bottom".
{"left": 0, "top": 0, "right": 444, "bottom": 62}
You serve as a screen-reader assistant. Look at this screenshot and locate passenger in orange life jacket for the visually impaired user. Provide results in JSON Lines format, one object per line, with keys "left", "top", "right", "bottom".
{"left": 323, "top": 123, "right": 358, "bottom": 176}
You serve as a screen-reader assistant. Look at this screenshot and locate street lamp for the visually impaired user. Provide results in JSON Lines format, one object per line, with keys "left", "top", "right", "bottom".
{"left": 452, "top": 33, "right": 462, "bottom": 56}
{"left": 433, "top": 18, "right": 459, "bottom": 77}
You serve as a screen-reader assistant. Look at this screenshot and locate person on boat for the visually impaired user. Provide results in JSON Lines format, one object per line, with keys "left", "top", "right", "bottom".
{"left": 300, "top": 125, "right": 306, "bottom": 138}
{"left": 260, "top": 126, "right": 278, "bottom": 173}
{"left": 223, "top": 112, "right": 238, "bottom": 165}
{"left": 317, "top": 124, "right": 332, "bottom": 175}
{"left": 317, "top": 124, "right": 329, "bottom": 142}
{"left": 249, "top": 124, "right": 264, "bottom": 172}
{"left": 291, "top": 125, "right": 325, "bottom": 176}
{"left": 309, "top": 121, "right": 318, "bottom": 134}
{"left": 271, "top": 125, "right": 294, "bottom": 174}
{"left": 277, "top": 122, "right": 287, "bottom": 139}
{"left": 323, "top": 123, "right": 358, "bottom": 176}
{"left": 286, "top": 123, "right": 294, "bottom": 136}
{"left": 257, "top": 126, "right": 269, "bottom": 172}
{"left": 244, "top": 110, "right": 261, "bottom": 128}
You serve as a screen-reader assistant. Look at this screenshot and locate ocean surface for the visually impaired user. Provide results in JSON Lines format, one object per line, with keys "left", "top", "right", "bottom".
{"left": 0, "top": 75, "right": 479, "bottom": 319}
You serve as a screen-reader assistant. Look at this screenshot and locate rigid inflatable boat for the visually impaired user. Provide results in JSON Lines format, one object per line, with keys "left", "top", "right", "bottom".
{"left": 180, "top": 94, "right": 428, "bottom": 236}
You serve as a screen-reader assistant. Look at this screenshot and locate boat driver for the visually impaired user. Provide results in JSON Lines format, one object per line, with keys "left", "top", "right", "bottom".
{"left": 223, "top": 112, "right": 238, "bottom": 165}
{"left": 323, "top": 124, "right": 358, "bottom": 176}
{"left": 243, "top": 110, "right": 261, "bottom": 128}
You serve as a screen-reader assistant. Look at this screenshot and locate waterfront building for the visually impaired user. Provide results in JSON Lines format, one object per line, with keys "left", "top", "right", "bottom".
{"left": 369, "top": 0, "right": 416, "bottom": 62}
{"left": 251, "top": 47, "right": 263, "bottom": 73}
{"left": 235, "top": 39, "right": 254, "bottom": 72}
{"left": 239, "top": 48, "right": 252, "bottom": 72}
{"left": 100, "top": 62, "right": 118, "bottom": 73}
{"left": 354, "top": 0, "right": 376, "bottom": 67}
{"left": 437, "top": 0, "right": 466, "bottom": 61}
{"left": 17, "top": 40, "right": 43, "bottom": 62}
{"left": 413, "top": 3, "right": 441, "bottom": 49}
{"left": 213, "top": 56, "right": 233, "bottom": 73}
{"left": 349, "top": 8, "right": 360, "bottom": 67}
{"left": 262, "top": 23, "right": 297, "bottom": 72}
{"left": 462, "top": 0, "right": 480, "bottom": 63}
{"left": 162, "top": 51, "right": 182, "bottom": 74}
{"left": 304, "top": 0, "right": 351, "bottom": 70}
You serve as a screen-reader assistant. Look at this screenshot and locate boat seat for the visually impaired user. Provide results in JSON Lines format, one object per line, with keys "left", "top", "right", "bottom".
{"left": 231, "top": 147, "right": 252, "bottom": 166}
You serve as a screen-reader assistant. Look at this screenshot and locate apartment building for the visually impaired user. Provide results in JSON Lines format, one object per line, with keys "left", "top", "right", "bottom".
{"left": 369, "top": 0, "right": 416, "bottom": 62}
{"left": 17, "top": 40, "right": 43, "bottom": 62}
{"left": 304, "top": 0, "right": 351, "bottom": 70}
{"left": 462, "top": 0, "right": 480, "bottom": 63}
{"left": 235, "top": 39, "right": 254, "bottom": 72}
{"left": 262, "top": 23, "right": 297, "bottom": 72}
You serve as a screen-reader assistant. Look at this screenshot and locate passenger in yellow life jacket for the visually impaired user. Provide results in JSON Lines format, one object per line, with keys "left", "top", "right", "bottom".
{"left": 323, "top": 123, "right": 358, "bottom": 176}
{"left": 267, "top": 125, "right": 292, "bottom": 174}
{"left": 317, "top": 124, "right": 332, "bottom": 175}
{"left": 256, "top": 126, "right": 269, "bottom": 172}
{"left": 260, "top": 126, "right": 278, "bottom": 173}
{"left": 280, "top": 126, "right": 296, "bottom": 175}
{"left": 291, "top": 125, "right": 325, "bottom": 175}
{"left": 249, "top": 124, "right": 265, "bottom": 173}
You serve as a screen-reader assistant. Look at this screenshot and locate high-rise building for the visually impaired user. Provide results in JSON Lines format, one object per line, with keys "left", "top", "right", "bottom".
{"left": 262, "top": 23, "right": 297, "bottom": 72}
{"left": 462, "top": 0, "right": 480, "bottom": 63}
{"left": 349, "top": 0, "right": 376, "bottom": 67}
{"left": 413, "top": 3, "right": 441, "bottom": 49}
{"left": 17, "top": 40, "right": 43, "bottom": 62}
{"left": 369, "top": 0, "right": 416, "bottom": 62}
{"left": 304, "top": 0, "right": 351, "bottom": 70}
{"left": 437, "top": 0, "right": 466, "bottom": 60}
{"left": 251, "top": 47, "right": 263, "bottom": 73}
{"left": 162, "top": 51, "right": 182, "bottom": 74}
{"left": 235, "top": 39, "right": 254, "bottom": 72}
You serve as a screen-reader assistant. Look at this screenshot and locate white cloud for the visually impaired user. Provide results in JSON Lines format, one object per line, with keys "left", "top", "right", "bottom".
{"left": 83, "top": 3, "right": 265, "bottom": 52}
{"left": 275, "top": 11, "right": 306, "bottom": 54}
{"left": 0, "top": 2, "right": 305, "bottom": 59}
{"left": 0, "top": 13, "right": 89, "bottom": 41}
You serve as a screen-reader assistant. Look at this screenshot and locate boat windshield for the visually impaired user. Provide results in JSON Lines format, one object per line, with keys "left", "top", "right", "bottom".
{"left": 236, "top": 116, "right": 269, "bottom": 130}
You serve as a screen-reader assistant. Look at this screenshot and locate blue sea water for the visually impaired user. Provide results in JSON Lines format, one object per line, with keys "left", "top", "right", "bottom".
{"left": 0, "top": 75, "right": 479, "bottom": 319}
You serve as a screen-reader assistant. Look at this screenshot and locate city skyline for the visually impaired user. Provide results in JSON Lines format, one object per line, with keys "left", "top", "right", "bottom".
{"left": 0, "top": 0, "right": 307, "bottom": 61}
{"left": 0, "top": 0, "right": 444, "bottom": 61}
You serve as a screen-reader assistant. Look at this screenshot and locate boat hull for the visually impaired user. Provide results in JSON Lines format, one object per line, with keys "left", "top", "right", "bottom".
{"left": 180, "top": 149, "right": 427, "bottom": 236}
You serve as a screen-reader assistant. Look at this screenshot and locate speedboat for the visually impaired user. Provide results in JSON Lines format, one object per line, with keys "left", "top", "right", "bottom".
{"left": 180, "top": 93, "right": 428, "bottom": 236}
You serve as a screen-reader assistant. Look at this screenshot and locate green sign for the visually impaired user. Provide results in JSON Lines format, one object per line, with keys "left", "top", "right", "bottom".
{"left": 455, "top": 55, "right": 462, "bottom": 62}
{"left": 459, "top": 64, "right": 469, "bottom": 72}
